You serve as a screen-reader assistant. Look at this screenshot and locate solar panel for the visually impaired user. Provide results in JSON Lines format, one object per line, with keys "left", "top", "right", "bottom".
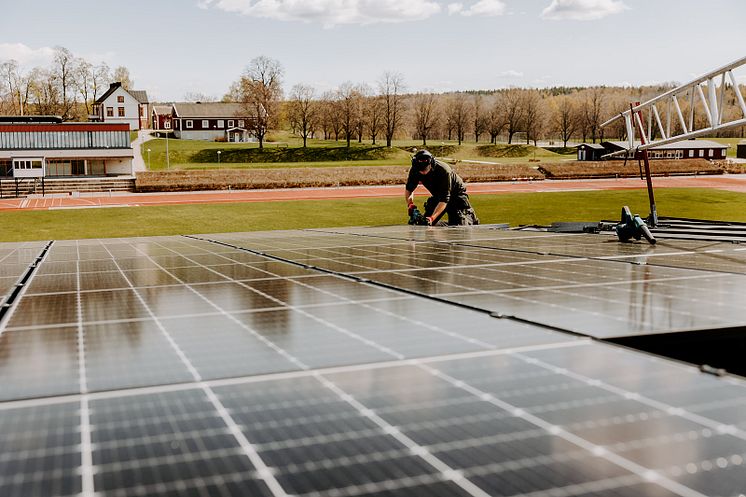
{"left": 0, "top": 229, "right": 744, "bottom": 497}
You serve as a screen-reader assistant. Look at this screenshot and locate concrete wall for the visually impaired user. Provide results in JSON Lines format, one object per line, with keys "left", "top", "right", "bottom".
{"left": 105, "top": 158, "right": 133, "bottom": 175}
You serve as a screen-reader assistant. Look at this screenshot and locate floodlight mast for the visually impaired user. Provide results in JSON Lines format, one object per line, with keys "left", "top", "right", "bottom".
{"left": 600, "top": 55, "right": 746, "bottom": 227}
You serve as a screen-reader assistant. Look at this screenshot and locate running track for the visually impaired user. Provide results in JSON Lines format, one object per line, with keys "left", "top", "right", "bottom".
{"left": 1, "top": 175, "right": 745, "bottom": 211}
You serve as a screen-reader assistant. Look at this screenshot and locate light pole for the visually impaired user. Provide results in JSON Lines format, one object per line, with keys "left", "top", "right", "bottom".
{"left": 217, "top": 150, "right": 221, "bottom": 164}
{"left": 164, "top": 118, "right": 171, "bottom": 170}
{"left": 147, "top": 148, "right": 151, "bottom": 169}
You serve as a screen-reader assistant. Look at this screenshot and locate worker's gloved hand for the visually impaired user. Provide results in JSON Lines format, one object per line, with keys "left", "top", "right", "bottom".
{"left": 424, "top": 216, "right": 434, "bottom": 226}
{"left": 407, "top": 201, "right": 416, "bottom": 216}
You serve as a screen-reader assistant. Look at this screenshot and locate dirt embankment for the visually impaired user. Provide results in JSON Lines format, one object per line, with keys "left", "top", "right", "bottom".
{"left": 136, "top": 164, "right": 543, "bottom": 192}
{"left": 539, "top": 159, "right": 731, "bottom": 179}
{"left": 136, "top": 160, "right": 742, "bottom": 193}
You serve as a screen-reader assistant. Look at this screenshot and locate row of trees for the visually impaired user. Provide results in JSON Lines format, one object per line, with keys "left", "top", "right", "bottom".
{"left": 0, "top": 46, "right": 134, "bottom": 120}
{"left": 226, "top": 57, "right": 408, "bottom": 149}
{"left": 235, "top": 57, "right": 745, "bottom": 149}
{"left": 286, "top": 82, "right": 746, "bottom": 148}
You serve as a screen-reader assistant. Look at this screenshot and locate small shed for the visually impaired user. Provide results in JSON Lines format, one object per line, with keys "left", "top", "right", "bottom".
{"left": 577, "top": 143, "right": 606, "bottom": 161}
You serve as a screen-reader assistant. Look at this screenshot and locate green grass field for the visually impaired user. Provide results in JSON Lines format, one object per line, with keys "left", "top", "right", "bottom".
{"left": 3, "top": 188, "right": 745, "bottom": 242}
{"left": 142, "top": 130, "right": 743, "bottom": 170}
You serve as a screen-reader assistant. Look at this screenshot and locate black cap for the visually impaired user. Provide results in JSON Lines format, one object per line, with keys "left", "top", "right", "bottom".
{"left": 412, "top": 150, "right": 434, "bottom": 171}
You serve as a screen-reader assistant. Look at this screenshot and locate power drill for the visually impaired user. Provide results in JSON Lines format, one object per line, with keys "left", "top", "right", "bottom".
{"left": 408, "top": 206, "right": 430, "bottom": 226}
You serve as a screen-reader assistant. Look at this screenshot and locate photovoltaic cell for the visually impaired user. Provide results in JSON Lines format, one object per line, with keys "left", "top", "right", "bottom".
{"left": 0, "top": 229, "right": 744, "bottom": 497}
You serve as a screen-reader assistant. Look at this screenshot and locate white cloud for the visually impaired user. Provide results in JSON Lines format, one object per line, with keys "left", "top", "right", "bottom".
{"left": 0, "top": 43, "right": 55, "bottom": 67}
{"left": 447, "top": 3, "right": 463, "bottom": 15}
{"left": 199, "top": 0, "right": 442, "bottom": 26}
{"left": 541, "top": 0, "right": 628, "bottom": 21}
{"left": 448, "top": 0, "right": 506, "bottom": 17}
{"left": 501, "top": 69, "right": 523, "bottom": 78}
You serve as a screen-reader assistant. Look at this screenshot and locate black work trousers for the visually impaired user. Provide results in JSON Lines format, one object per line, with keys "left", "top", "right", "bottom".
{"left": 423, "top": 193, "right": 479, "bottom": 226}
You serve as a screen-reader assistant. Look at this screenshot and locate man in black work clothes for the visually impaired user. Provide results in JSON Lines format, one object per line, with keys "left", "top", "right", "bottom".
{"left": 405, "top": 150, "right": 479, "bottom": 226}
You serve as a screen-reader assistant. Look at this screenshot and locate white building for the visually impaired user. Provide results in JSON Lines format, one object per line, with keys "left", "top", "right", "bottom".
{"left": 91, "top": 82, "right": 149, "bottom": 130}
{"left": 0, "top": 116, "right": 134, "bottom": 177}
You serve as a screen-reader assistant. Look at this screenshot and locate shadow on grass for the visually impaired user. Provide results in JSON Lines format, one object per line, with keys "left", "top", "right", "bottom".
{"left": 191, "top": 146, "right": 395, "bottom": 163}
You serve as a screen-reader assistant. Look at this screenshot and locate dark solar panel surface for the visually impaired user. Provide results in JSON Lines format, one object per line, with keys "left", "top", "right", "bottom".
{"left": 0, "top": 228, "right": 744, "bottom": 497}
{"left": 207, "top": 227, "right": 746, "bottom": 338}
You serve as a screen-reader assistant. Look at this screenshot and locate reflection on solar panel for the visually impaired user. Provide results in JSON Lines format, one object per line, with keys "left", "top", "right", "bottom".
{"left": 1, "top": 227, "right": 745, "bottom": 497}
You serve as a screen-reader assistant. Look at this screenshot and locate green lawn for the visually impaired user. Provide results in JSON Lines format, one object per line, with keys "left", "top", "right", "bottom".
{"left": 2, "top": 188, "right": 745, "bottom": 242}
{"left": 141, "top": 137, "right": 569, "bottom": 171}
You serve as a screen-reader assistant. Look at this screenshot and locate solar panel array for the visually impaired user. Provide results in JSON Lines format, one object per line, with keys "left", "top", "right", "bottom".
{"left": 0, "top": 226, "right": 745, "bottom": 497}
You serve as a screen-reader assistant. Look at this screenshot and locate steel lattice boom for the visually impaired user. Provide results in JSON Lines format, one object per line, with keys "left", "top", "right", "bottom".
{"left": 602, "top": 55, "right": 746, "bottom": 157}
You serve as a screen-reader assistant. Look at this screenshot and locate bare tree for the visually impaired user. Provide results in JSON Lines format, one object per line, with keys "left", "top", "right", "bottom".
{"left": 28, "top": 67, "right": 60, "bottom": 115}
{"left": 112, "top": 66, "right": 134, "bottom": 90}
{"left": 500, "top": 88, "right": 525, "bottom": 144}
{"left": 472, "top": 94, "right": 487, "bottom": 142}
{"left": 75, "top": 59, "right": 95, "bottom": 115}
{"left": 445, "top": 94, "right": 471, "bottom": 145}
{"left": 523, "top": 90, "right": 544, "bottom": 146}
{"left": 584, "top": 87, "right": 606, "bottom": 143}
{"left": 183, "top": 92, "right": 218, "bottom": 102}
{"left": 91, "top": 62, "right": 110, "bottom": 103}
{"left": 0, "top": 60, "right": 29, "bottom": 115}
{"left": 238, "top": 56, "right": 284, "bottom": 149}
{"left": 486, "top": 95, "right": 505, "bottom": 143}
{"left": 363, "top": 95, "right": 384, "bottom": 145}
{"left": 353, "top": 84, "right": 368, "bottom": 143}
{"left": 52, "top": 47, "right": 78, "bottom": 120}
{"left": 287, "top": 83, "right": 317, "bottom": 147}
{"left": 551, "top": 95, "right": 579, "bottom": 147}
{"left": 412, "top": 92, "right": 439, "bottom": 146}
{"left": 338, "top": 82, "right": 363, "bottom": 147}
{"left": 379, "top": 71, "right": 406, "bottom": 147}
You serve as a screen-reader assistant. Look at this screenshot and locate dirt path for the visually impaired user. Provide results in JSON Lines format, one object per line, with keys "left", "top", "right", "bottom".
{"left": 1, "top": 175, "right": 745, "bottom": 211}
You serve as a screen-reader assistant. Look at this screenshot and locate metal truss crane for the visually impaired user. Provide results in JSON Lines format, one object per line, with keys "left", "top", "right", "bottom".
{"left": 601, "top": 55, "right": 746, "bottom": 226}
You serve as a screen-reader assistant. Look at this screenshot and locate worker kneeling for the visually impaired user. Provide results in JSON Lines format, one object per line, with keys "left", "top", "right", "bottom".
{"left": 405, "top": 150, "right": 479, "bottom": 226}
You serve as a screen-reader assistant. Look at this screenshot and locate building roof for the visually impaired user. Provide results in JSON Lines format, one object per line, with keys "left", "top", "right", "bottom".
{"left": 95, "top": 82, "right": 149, "bottom": 105}
{"left": 577, "top": 143, "right": 606, "bottom": 150}
{"left": 604, "top": 140, "right": 728, "bottom": 150}
{"left": 172, "top": 102, "right": 248, "bottom": 118}
{"left": 152, "top": 105, "right": 173, "bottom": 116}
{"left": 129, "top": 90, "right": 149, "bottom": 104}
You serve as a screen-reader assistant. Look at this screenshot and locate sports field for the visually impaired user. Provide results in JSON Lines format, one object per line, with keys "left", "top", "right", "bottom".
{"left": 2, "top": 186, "right": 745, "bottom": 242}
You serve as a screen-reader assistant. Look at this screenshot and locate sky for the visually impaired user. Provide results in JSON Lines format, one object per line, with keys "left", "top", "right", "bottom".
{"left": 1, "top": 0, "right": 745, "bottom": 102}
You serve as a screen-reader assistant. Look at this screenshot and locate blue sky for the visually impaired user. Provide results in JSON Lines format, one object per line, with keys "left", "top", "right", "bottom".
{"left": 1, "top": 0, "right": 744, "bottom": 102}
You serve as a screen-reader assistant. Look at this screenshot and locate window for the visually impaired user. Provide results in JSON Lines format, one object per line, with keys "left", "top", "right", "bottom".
{"left": 106, "top": 107, "right": 114, "bottom": 117}
{"left": 228, "top": 120, "right": 234, "bottom": 128}
{"left": 118, "top": 107, "right": 125, "bottom": 117}
{"left": 117, "top": 95, "right": 124, "bottom": 103}
{"left": 186, "top": 120, "right": 193, "bottom": 129}
{"left": 698, "top": 150, "right": 704, "bottom": 157}
{"left": 708, "top": 149, "right": 714, "bottom": 157}
{"left": 217, "top": 120, "right": 224, "bottom": 128}
{"left": 202, "top": 120, "right": 209, "bottom": 128}
{"left": 164, "top": 120, "right": 171, "bottom": 129}
{"left": 688, "top": 150, "right": 694, "bottom": 158}
{"left": 238, "top": 120, "right": 245, "bottom": 127}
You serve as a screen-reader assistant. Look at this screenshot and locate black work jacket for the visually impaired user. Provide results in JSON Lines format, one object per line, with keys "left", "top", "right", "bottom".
{"left": 405, "top": 160, "right": 467, "bottom": 204}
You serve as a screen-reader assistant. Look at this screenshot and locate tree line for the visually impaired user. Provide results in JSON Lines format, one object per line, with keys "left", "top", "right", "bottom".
{"left": 231, "top": 57, "right": 745, "bottom": 149}
{"left": 0, "top": 46, "right": 134, "bottom": 120}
